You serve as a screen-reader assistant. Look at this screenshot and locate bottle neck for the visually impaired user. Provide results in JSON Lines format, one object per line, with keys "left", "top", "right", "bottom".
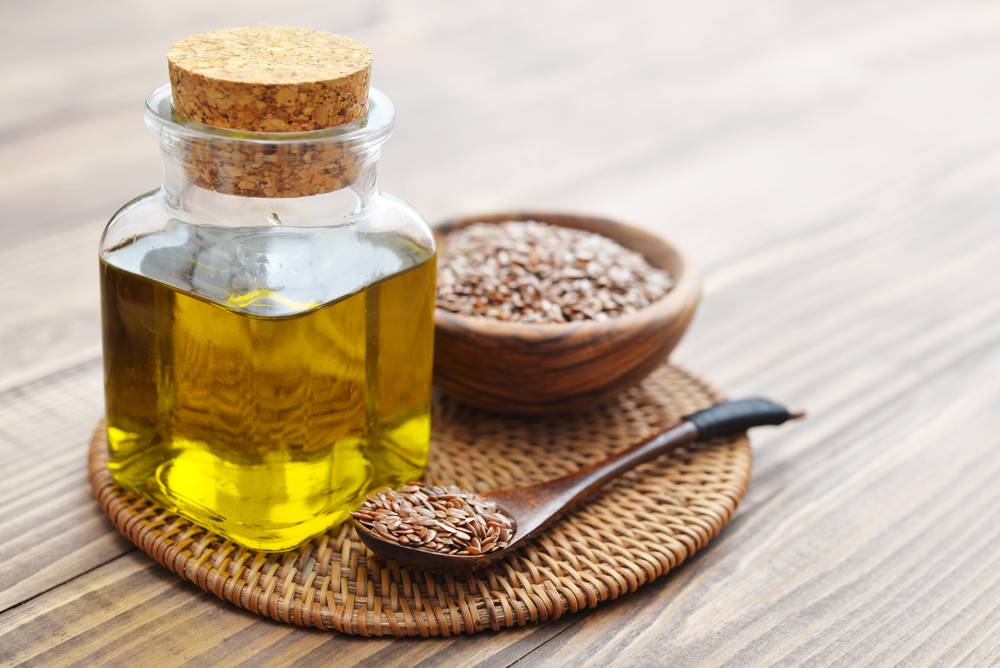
{"left": 145, "top": 85, "right": 397, "bottom": 228}
{"left": 159, "top": 150, "right": 381, "bottom": 227}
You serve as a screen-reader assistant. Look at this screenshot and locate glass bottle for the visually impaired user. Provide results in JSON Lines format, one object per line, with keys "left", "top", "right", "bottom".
{"left": 99, "top": 77, "right": 436, "bottom": 551}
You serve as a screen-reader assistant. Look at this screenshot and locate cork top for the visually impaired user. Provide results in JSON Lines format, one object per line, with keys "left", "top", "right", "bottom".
{"left": 168, "top": 26, "right": 372, "bottom": 132}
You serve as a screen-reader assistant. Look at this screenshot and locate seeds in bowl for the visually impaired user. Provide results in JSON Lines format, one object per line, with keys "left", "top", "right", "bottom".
{"left": 351, "top": 482, "right": 514, "bottom": 556}
{"left": 437, "top": 220, "right": 673, "bottom": 323}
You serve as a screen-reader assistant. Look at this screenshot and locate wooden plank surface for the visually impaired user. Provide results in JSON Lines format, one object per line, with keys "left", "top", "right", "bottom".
{"left": 2, "top": 1, "right": 1000, "bottom": 665}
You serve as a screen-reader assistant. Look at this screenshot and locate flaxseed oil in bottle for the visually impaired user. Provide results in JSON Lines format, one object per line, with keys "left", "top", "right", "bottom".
{"left": 101, "top": 224, "right": 435, "bottom": 551}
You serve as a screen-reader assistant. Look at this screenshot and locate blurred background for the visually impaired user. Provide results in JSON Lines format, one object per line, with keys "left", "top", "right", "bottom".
{"left": 4, "top": 1, "right": 999, "bottom": 389}
{"left": 3, "top": 2, "right": 1000, "bottom": 664}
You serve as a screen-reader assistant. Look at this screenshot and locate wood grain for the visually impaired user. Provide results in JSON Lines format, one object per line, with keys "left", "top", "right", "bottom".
{"left": 3, "top": 0, "right": 1000, "bottom": 665}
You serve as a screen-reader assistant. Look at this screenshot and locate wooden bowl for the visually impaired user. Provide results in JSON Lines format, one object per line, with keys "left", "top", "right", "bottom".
{"left": 433, "top": 212, "right": 702, "bottom": 414}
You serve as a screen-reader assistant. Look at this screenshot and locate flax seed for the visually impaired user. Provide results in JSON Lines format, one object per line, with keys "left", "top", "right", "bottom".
{"left": 352, "top": 482, "right": 515, "bottom": 555}
{"left": 437, "top": 220, "right": 672, "bottom": 323}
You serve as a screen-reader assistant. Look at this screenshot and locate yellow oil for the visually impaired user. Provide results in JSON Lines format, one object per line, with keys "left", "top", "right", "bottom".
{"left": 100, "top": 233, "right": 435, "bottom": 551}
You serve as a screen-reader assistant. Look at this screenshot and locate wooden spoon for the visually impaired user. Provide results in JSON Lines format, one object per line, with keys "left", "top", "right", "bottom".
{"left": 353, "top": 398, "right": 804, "bottom": 571}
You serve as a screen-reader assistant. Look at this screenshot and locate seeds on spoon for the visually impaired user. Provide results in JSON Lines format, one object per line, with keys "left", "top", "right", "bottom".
{"left": 351, "top": 482, "right": 514, "bottom": 555}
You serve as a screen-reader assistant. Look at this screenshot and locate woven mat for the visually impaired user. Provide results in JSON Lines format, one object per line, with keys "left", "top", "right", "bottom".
{"left": 88, "top": 364, "right": 751, "bottom": 637}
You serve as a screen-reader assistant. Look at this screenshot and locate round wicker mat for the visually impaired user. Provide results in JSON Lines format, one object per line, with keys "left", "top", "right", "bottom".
{"left": 88, "top": 364, "right": 751, "bottom": 637}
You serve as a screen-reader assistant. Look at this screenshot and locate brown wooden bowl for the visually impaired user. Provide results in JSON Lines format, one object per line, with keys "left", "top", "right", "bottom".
{"left": 433, "top": 211, "right": 702, "bottom": 414}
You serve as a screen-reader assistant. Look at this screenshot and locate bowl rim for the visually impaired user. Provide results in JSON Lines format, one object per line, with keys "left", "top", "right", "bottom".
{"left": 432, "top": 211, "right": 702, "bottom": 341}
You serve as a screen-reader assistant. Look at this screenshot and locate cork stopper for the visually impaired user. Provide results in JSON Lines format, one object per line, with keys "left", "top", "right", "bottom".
{"left": 161, "top": 27, "right": 381, "bottom": 198}
{"left": 168, "top": 26, "right": 372, "bottom": 132}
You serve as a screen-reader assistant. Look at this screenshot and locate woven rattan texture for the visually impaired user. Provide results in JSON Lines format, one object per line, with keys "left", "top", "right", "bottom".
{"left": 88, "top": 365, "right": 751, "bottom": 637}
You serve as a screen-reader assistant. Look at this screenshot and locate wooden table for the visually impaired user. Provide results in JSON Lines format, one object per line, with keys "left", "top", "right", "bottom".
{"left": 3, "top": 2, "right": 999, "bottom": 666}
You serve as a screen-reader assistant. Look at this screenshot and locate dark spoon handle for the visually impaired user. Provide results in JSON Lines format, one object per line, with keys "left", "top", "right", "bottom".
{"left": 584, "top": 398, "right": 802, "bottom": 490}
{"left": 684, "top": 398, "right": 803, "bottom": 441}
{"left": 494, "top": 398, "right": 803, "bottom": 539}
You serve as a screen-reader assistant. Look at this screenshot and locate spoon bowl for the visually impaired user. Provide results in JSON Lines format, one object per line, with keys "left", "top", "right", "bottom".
{"left": 353, "top": 513, "right": 518, "bottom": 572}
